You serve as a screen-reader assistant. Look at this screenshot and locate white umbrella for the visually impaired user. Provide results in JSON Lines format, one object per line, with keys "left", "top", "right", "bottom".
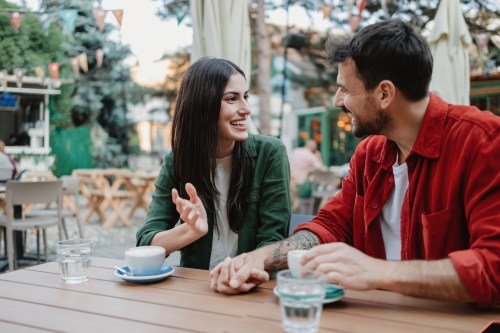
{"left": 427, "top": 0, "right": 472, "bottom": 105}
{"left": 190, "top": 0, "right": 251, "bottom": 79}
{"left": 190, "top": 0, "right": 257, "bottom": 133}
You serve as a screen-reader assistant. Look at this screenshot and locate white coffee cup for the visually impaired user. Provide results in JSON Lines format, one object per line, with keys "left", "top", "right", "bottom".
{"left": 125, "top": 246, "right": 166, "bottom": 276}
{"left": 287, "top": 249, "right": 308, "bottom": 276}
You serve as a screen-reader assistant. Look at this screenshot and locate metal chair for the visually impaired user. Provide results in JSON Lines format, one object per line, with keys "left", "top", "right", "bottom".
{"left": 0, "top": 180, "right": 63, "bottom": 271}
{"left": 26, "top": 176, "right": 84, "bottom": 238}
{"left": 308, "top": 170, "right": 340, "bottom": 215}
{"left": 288, "top": 214, "right": 314, "bottom": 237}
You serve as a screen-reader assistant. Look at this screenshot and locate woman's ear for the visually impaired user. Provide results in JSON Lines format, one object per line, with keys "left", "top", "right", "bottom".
{"left": 378, "top": 80, "right": 396, "bottom": 109}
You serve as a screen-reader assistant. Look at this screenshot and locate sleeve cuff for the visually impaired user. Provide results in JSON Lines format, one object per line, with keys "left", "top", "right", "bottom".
{"left": 449, "top": 250, "right": 497, "bottom": 306}
{"left": 293, "top": 222, "right": 339, "bottom": 244}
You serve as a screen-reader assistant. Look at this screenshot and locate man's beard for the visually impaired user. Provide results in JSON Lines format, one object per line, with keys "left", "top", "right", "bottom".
{"left": 344, "top": 99, "right": 390, "bottom": 138}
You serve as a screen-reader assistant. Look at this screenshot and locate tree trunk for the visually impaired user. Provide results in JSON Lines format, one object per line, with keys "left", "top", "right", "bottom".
{"left": 255, "top": 0, "right": 272, "bottom": 135}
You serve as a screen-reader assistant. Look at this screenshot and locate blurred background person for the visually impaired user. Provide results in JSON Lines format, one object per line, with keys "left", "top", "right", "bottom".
{"left": 0, "top": 140, "right": 17, "bottom": 185}
{"left": 289, "top": 139, "right": 325, "bottom": 214}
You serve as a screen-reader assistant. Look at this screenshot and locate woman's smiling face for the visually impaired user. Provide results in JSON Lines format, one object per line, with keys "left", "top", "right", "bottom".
{"left": 216, "top": 73, "right": 251, "bottom": 157}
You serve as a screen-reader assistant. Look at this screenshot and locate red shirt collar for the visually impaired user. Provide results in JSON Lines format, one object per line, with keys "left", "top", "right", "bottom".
{"left": 376, "top": 93, "right": 448, "bottom": 170}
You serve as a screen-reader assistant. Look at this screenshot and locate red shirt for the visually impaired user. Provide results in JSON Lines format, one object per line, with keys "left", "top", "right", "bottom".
{"left": 295, "top": 94, "right": 500, "bottom": 306}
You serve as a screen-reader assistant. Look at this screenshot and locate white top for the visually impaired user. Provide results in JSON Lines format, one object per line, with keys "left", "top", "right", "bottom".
{"left": 0, "top": 152, "right": 15, "bottom": 181}
{"left": 379, "top": 154, "right": 409, "bottom": 261}
{"left": 209, "top": 155, "right": 238, "bottom": 270}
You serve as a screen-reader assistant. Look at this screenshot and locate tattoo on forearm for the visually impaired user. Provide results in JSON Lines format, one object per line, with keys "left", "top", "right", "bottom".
{"left": 271, "top": 231, "right": 320, "bottom": 270}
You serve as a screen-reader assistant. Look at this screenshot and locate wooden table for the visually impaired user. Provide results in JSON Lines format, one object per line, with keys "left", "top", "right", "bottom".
{"left": 0, "top": 257, "right": 497, "bottom": 332}
{"left": 72, "top": 169, "right": 135, "bottom": 228}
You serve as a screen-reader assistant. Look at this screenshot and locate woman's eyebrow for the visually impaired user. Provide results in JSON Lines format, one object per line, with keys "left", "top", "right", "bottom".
{"left": 223, "top": 90, "right": 249, "bottom": 95}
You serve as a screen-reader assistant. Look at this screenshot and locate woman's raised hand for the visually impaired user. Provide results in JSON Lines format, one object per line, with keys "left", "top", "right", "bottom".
{"left": 172, "top": 183, "right": 208, "bottom": 236}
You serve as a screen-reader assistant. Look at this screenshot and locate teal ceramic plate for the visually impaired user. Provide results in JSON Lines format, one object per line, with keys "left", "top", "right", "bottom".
{"left": 114, "top": 265, "right": 175, "bottom": 284}
{"left": 274, "top": 284, "right": 345, "bottom": 304}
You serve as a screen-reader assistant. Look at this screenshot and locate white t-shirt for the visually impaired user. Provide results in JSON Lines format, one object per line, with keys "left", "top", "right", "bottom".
{"left": 0, "top": 152, "right": 15, "bottom": 181}
{"left": 209, "top": 155, "right": 238, "bottom": 270}
{"left": 379, "top": 155, "right": 408, "bottom": 261}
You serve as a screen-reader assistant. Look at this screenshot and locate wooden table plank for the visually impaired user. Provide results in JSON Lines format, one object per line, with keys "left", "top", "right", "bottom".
{"left": 0, "top": 297, "right": 188, "bottom": 333}
{"left": 0, "top": 321, "right": 47, "bottom": 333}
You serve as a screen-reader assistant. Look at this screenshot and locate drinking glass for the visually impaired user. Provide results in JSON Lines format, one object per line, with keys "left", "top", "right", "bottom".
{"left": 56, "top": 239, "right": 92, "bottom": 284}
{"left": 276, "top": 269, "right": 326, "bottom": 333}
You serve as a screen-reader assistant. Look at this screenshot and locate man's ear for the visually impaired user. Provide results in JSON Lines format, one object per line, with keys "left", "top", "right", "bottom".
{"left": 377, "top": 80, "right": 396, "bottom": 109}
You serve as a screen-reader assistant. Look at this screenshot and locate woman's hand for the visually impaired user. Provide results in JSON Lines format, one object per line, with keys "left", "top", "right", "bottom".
{"left": 172, "top": 183, "right": 208, "bottom": 236}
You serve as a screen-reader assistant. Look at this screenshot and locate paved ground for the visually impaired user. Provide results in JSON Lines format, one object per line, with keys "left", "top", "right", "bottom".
{"left": 1, "top": 206, "right": 180, "bottom": 272}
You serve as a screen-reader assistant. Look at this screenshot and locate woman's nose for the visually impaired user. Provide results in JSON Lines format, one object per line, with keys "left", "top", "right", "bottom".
{"left": 239, "top": 100, "right": 251, "bottom": 115}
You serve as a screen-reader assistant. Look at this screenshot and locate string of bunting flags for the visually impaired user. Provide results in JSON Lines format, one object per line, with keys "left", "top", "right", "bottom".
{"left": 0, "top": 7, "right": 122, "bottom": 88}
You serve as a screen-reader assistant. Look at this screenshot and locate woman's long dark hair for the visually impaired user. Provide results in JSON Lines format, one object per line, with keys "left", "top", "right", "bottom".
{"left": 171, "top": 57, "right": 251, "bottom": 233}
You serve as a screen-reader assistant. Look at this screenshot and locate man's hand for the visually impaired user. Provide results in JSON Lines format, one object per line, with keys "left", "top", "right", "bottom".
{"left": 301, "top": 242, "right": 385, "bottom": 290}
{"left": 210, "top": 252, "right": 269, "bottom": 294}
{"left": 172, "top": 183, "right": 208, "bottom": 236}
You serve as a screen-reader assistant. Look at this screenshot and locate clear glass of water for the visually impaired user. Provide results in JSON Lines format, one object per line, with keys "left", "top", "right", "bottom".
{"left": 56, "top": 239, "right": 92, "bottom": 284}
{"left": 277, "top": 269, "right": 326, "bottom": 333}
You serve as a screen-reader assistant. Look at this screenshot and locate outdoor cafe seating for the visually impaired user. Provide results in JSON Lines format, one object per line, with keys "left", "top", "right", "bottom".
{"left": 72, "top": 168, "right": 158, "bottom": 229}
{"left": 25, "top": 175, "right": 84, "bottom": 238}
{"left": 0, "top": 180, "right": 64, "bottom": 271}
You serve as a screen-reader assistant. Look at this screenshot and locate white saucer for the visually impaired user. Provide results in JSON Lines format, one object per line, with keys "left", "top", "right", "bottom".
{"left": 114, "top": 265, "right": 175, "bottom": 284}
{"left": 273, "top": 284, "right": 344, "bottom": 304}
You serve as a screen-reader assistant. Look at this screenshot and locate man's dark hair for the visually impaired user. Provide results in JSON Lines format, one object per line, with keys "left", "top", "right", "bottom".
{"left": 326, "top": 19, "right": 433, "bottom": 101}
{"left": 171, "top": 57, "right": 250, "bottom": 233}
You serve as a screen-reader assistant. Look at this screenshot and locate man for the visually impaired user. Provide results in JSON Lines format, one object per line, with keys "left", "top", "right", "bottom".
{"left": 0, "top": 140, "right": 17, "bottom": 183}
{"left": 289, "top": 139, "right": 325, "bottom": 213}
{"left": 210, "top": 19, "right": 500, "bottom": 306}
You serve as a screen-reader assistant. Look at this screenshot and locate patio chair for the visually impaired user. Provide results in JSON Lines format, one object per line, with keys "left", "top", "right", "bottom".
{"left": 0, "top": 180, "right": 63, "bottom": 271}
{"left": 26, "top": 176, "right": 84, "bottom": 238}
{"left": 288, "top": 214, "right": 314, "bottom": 237}
{"left": 308, "top": 170, "right": 340, "bottom": 215}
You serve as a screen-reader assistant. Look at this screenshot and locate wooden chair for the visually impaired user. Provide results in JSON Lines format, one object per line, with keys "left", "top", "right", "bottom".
{"left": 0, "top": 180, "right": 63, "bottom": 271}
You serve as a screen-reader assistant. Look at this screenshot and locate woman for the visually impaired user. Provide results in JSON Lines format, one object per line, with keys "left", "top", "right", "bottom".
{"left": 136, "top": 58, "right": 291, "bottom": 270}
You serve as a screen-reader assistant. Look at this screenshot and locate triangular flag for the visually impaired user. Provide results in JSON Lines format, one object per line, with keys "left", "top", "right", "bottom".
{"left": 92, "top": 8, "right": 107, "bottom": 32}
{"left": 96, "top": 48, "right": 104, "bottom": 68}
{"left": 474, "top": 32, "right": 490, "bottom": 52}
{"left": 172, "top": 7, "right": 187, "bottom": 25}
{"left": 349, "top": 15, "right": 361, "bottom": 32}
{"left": 70, "top": 57, "right": 80, "bottom": 76}
{"left": 35, "top": 66, "right": 45, "bottom": 83}
{"left": 60, "top": 9, "right": 78, "bottom": 35}
{"left": 321, "top": 4, "right": 331, "bottom": 19}
{"left": 356, "top": 0, "right": 367, "bottom": 18}
{"left": 112, "top": 9, "right": 124, "bottom": 26}
{"left": 14, "top": 68, "right": 26, "bottom": 88}
{"left": 48, "top": 62, "right": 60, "bottom": 80}
{"left": 0, "top": 70, "right": 7, "bottom": 89}
{"left": 39, "top": 13, "right": 53, "bottom": 34}
{"left": 9, "top": 12, "right": 24, "bottom": 32}
{"left": 77, "top": 52, "right": 88, "bottom": 73}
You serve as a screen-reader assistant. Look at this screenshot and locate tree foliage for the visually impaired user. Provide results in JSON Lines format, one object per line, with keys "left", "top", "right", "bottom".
{"left": 39, "top": 0, "right": 135, "bottom": 165}
{"left": 0, "top": 0, "right": 65, "bottom": 74}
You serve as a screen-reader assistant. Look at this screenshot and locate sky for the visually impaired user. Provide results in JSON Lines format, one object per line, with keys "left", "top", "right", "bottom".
{"left": 17, "top": 0, "right": 330, "bottom": 66}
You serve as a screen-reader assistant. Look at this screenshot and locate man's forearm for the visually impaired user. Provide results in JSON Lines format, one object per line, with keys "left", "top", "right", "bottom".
{"left": 256, "top": 231, "right": 320, "bottom": 271}
{"left": 380, "top": 259, "right": 474, "bottom": 302}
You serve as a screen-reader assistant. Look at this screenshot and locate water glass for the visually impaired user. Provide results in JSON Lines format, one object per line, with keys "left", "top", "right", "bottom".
{"left": 277, "top": 269, "right": 326, "bottom": 333}
{"left": 56, "top": 239, "right": 92, "bottom": 284}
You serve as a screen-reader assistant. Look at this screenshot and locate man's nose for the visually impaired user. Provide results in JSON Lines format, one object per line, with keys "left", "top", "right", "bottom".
{"left": 332, "top": 89, "right": 344, "bottom": 107}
